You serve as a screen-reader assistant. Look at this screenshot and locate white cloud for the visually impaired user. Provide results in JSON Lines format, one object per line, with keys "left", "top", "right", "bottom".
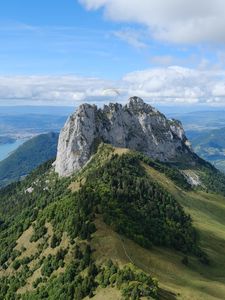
{"left": 122, "top": 66, "right": 225, "bottom": 104}
{"left": 0, "top": 76, "right": 114, "bottom": 106}
{"left": 79, "top": 0, "right": 225, "bottom": 44}
{"left": 1, "top": 67, "right": 225, "bottom": 106}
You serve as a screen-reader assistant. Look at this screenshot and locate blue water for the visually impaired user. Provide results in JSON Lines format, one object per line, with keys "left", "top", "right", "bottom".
{"left": 0, "top": 140, "right": 25, "bottom": 162}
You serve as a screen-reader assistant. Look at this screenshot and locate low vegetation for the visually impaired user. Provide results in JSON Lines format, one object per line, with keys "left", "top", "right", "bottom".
{"left": 1, "top": 143, "right": 225, "bottom": 299}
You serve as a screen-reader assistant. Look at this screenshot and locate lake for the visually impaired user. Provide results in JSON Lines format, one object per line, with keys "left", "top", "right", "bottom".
{"left": 0, "top": 140, "right": 25, "bottom": 162}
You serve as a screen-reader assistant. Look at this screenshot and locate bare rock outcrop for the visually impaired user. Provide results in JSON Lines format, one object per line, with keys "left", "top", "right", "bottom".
{"left": 55, "top": 97, "right": 193, "bottom": 176}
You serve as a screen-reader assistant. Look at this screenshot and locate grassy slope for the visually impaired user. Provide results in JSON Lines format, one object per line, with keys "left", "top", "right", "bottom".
{"left": 1, "top": 144, "right": 225, "bottom": 299}
{"left": 90, "top": 158, "right": 225, "bottom": 300}
{"left": 83, "top": 287, "right": 122, "bottom": 300}
{"left": 67, "top": 145, "right": 225, "bottom": 300}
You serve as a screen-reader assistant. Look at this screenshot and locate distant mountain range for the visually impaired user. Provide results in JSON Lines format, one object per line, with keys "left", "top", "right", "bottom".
{"left": 167, "top": 110, "right": 225, "bottom": 173}
{"left": 190, "top": 127, "right": 225, "bottom": 173}
{"left": 169, "top": 110, "right": 225, "bottom": 132}
{"left": 0, "top": 132, "right": 59, "bottom": 188}
{"left": 0, "top": 114, "right": 67, "bottom": 138}
{"left": 0, "top": 106, "right": 74, "bottom": 116}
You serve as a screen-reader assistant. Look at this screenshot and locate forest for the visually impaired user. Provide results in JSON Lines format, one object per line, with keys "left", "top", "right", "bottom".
{"left": 0, "top": 145, "right": 216, "bottom": 299}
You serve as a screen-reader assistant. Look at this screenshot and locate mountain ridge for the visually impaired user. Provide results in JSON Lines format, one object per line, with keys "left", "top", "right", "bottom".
{"left": 55, "top": 97, "right": 194, "bottom": 177}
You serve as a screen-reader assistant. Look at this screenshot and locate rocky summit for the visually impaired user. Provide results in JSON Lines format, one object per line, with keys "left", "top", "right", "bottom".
{"left": 55, "top": 96, "right": 193, "bottom": 176}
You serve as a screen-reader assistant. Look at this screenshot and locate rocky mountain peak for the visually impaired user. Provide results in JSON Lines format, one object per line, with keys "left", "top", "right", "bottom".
{"left": 127, "top": 96, "right": 150, "bottom": 111}
{"left": 128, "top": 96, "right": 145, "bottom": 108}
{"left": 55, "top": 97, "right": 193, "bottom": 177}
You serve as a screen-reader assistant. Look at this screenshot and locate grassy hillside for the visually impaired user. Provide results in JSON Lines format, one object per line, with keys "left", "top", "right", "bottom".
{"left": 0, "top": 132, "right": 58, "bottom": 188}
{"left": 0, "top": 144, "right": 225, "bottom": 299}
{"left": 124, "top": 166, "right": 225, "bottom": 300}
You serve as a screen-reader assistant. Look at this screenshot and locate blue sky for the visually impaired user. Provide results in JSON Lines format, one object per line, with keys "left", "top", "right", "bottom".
{"left": 0, "top": 0, "right": 151, "bottom": 78}
{"left": 1, "top": 0, "right": 225, "bottom": 106}
{"left": 0, "top": 0, "right": 221, "bottom": 78}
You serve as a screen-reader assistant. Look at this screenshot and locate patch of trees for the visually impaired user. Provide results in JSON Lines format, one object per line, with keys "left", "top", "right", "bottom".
{"left": 97, "top": 259, "right": 158, "bottom": 299}
{"left": 201, "top": 166, "right": 225, "bottom": 196}
{"left": 0, "top": 160, "right": 70, "bottom": 269}
{"left": 41, "top": 249, "right": 67, "bottom": 277}
{"left": 22, "top": 248, "right": 158, "bottom": 300}
{"left": 87, "top": 154, "right": 202, "bottom": 256}
{"left": 135, "top": 152, "right": 191, "bottom": 190}
{"left": 36, "top": 152, "right": 207, "bottom": 260}
{"left": 0, "top": 264, "right": 33, "bottom": 299}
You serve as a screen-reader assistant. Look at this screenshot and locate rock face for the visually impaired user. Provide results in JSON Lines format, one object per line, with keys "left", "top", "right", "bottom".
{"left": 55, "top": 97, "right": 193, "bottom": 177}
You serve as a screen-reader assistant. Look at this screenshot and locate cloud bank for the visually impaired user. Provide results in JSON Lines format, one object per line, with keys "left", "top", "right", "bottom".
{"left": 0, "top": 75, "right": 115, "bottom": 106}
{"left": 123, "top": 67, "right": 225, "bottom": 105}
{"left": 1, "top": 67, "right": 225, "bottom": 106}
{"left": 79, "top": 0, "right": 225, "bottom": 44}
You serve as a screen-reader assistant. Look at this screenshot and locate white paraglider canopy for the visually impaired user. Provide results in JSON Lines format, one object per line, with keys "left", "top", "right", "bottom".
{"left": 102, "top": 88, "right": 120, "bottom": 98}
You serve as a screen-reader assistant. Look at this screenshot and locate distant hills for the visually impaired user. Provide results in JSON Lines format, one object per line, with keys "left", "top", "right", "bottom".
{"left": 0, "top": 106, "right": 73, "bottom": 141}
{"left": 0, "top": 114, "right": 67, "bottom": 137}
{"left": 190, "top": 127, "right": 225, "bottom": 173}
{"left": 0, "top": 136, "right": 15, "bottom": 145}
{"left": 0, "top": 132, "right": 58, "bottom": 187}
{"left": 0, "top": 105, "right": 74, "bottom": 116}
{"left": 168, "top": 110, "right": 225, "bottom": 173}
{"left": 0, "top": 108, "right": 69, "bottom": 181}
{"left": 169, "top": 110, "right": 225, "bottom": 132}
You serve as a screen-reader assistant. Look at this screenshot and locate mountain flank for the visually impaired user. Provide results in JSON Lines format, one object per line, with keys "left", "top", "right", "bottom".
{"left": 0, "top": 132, "right": 58, "bottom": 188}
{"left": 1, "top": 143, "right": 225, "bottom": 299}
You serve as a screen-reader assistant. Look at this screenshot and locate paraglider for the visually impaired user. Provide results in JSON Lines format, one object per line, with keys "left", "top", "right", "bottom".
{"left": 102, "top": 88, "right": 121, "bottom": 100}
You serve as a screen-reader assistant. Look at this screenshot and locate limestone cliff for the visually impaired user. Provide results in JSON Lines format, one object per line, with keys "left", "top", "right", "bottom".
{"left": 55, "top": 97, "right": 193, "bottom": 176}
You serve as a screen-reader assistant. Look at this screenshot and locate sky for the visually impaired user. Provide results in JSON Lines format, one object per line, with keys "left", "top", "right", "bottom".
{"left": 1, "top": 0, "right": 225, "bottom": 106}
